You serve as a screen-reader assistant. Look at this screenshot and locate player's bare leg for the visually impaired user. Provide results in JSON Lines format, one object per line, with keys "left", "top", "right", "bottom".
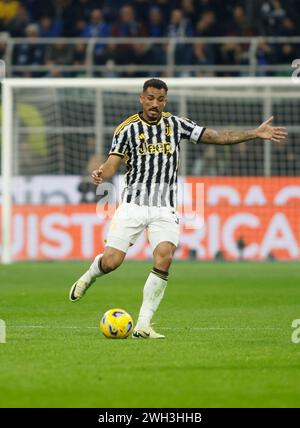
{"left": 133, "top": 242, "right": 176, "bottom": 339}
{"left": 69, "top": 247, "right": 125, "bottom": 302}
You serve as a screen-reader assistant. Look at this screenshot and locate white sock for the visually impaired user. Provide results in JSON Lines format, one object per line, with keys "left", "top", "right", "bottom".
{"left": 80, "top": 254, "right": 105, "bottom": 283}
{"left": 136, "top": 271, "right": 168, "bottom": 329}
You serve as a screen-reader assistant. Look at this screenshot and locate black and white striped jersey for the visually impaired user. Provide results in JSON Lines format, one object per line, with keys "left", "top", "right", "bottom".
{"left": 109, "top": 112, "right": 206, "bottom": 208}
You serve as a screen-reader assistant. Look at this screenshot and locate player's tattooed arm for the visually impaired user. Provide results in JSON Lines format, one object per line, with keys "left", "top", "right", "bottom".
{"left": 91, "top": 155, "right": 123, "bottom": 185}
{"left": 201, "top": 116, "right": 288, "bottom": 145}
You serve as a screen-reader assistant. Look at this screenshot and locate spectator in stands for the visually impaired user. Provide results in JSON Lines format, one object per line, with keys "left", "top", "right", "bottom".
{"left": 194, "top": 0, "right": 237, "bottom": 32}
{"left": 189, "top": 42, "right": 215, "bottom": 76}
{"left": 194, "top": 0, "right": 220, "bottom": 17}
{"left": 167, "top": 8, "right": 193, "bottom": 74}
{"left": 82, "top": 8, "right": 111, "bottom": 64}
{"left": 278, "top": 44, "right": 296, "bottom": 67}
{"left": 194, "top": 10, "right": 218, "bottom": 68}
{"left": 167, "top": 8, "right": 193, "bottom": 38}
{"left": 46, "top": 41, "right": 73, "bottom": 75}
{"left": 0, "top": 0, "right": 20, "bottom": 31}
{"left": 96, "top": 42, "right": 125, "bottom": 77}
{"left": 111, "top": 4, "right": 147, "bottom": 74}
{"left": 220, "top": 42, "right": 244, "bottom": 76}
{"left": 276, "top": 18, "right": 300, "bottom": 70}
{"left": 147, "top": 6, "right": 164, "bottom": 37}
{"left": 82, "top": 8, "right": 111, "bottom": 39}
{"left": 127, "top": 43, "right": 154, "bottom": 77}
{"left": 279, "top": 16, "right": 297, "bottom": 37}
{"left": 195, "top": 10, "right": 218, "bottom": 37}
{"left": 72, "top": 42, "right": 87, "bottom": 75}
{"left": 180, "top": 0, "right": 195, "bottom": 25}
{"left": 6, "top": 4, "right": 29, "bottom": 36}
{"left": 129, "top": 0, "right": 153, "bottom": 24}
{"left": 72, "top": 18, "right": 87, "bottom": 37}
{"left": 256, "top": 41, "right": 276, "bottom": 76}
{"left": 283, "top": 0, "right": 300, "bottom": 23}
{"left": 23, "top": 0, "right": 55, "bottom": 21}
{"left": 147, "top": 6, "right": 166, "bottom": 70}
{"left": 228, "top": 5, "right": 253, "bottom": 36}
{"left": 259, "top": 0, "right": 286, "bottom": 35}
{"left": 98, "top": 40, "right": 164, "bottom": 78}
{"left": 39, "top": 15, "right": 62, "bottom": 37}
{"left": 151, "top": 0, "right": 170, "bottom": 22}
{"left": 112, "top": 4, "right": 147, "bottom": 37}
{"left": 60, "top": 0, "right": 95, "bottom": 36}
{"left": 225, "top": 6, "right": 253, "bottom": 74}
{"left": 12, "top": 23, "right": 46, "bottom": 77}
{"left": 1, "top": 0, "right": 299, "bottom": 78}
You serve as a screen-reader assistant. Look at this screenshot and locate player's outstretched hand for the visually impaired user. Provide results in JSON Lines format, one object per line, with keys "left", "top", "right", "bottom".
{"left": 91, "top": 167, "right": 103, "bottom": 185}
{"left": 256, "top": 116, "right": 288, "bottom": 143}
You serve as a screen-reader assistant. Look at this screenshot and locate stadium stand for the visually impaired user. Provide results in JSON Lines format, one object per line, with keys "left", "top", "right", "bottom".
{"left": 0, "top": 0, "right": 299, "bottom": 78}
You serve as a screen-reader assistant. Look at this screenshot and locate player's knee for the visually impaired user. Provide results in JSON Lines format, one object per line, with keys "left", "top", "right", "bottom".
{"left": 154, "top": 243, "right": 176, "bottom": 271}
{"left": 154, "top": 252, "right": 173, "bottom": 271}
{"left": 101, "top": 251, "right": 124, "bottom": 273}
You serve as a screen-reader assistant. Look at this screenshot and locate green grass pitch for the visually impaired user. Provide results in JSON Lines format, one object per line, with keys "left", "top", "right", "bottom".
{"left": 1, "top": 261, "right": 300, "bottom": 408}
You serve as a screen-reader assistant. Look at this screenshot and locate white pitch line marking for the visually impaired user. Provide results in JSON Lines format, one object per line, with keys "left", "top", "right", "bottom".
{"left": 8, "top": 325, "right": 284, "bottom": 331}
{"left": 0, "top": 320, "right": 6, "bottom": 343}
{"left": 8, "top": 325, "right": 97, "bottom": 329}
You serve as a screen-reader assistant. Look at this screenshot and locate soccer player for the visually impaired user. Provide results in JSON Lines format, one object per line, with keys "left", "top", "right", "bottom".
{"left": 69, "top": 78, "right": 288, "bottom": 338}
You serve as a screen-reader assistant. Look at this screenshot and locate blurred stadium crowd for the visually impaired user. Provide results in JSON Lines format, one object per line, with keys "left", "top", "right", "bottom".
{"left": 0, "top": 0, "right": 299, "bottom": 178}
{"left": 0, "top": 0, "right": 299, "bottom": 77}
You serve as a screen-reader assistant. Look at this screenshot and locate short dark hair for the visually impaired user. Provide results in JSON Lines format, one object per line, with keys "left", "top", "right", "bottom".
{"left": 143, "top": 78, "right": 168, "bottom": 93}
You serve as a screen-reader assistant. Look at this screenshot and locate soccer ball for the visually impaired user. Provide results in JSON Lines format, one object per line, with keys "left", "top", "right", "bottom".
{"left": 100, "top": 308, "right": 134, "bottom": 339}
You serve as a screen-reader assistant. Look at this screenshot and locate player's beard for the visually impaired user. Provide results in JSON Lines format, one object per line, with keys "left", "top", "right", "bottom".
{"left": 148, "top": 108, "right": 160, "bottom": 120}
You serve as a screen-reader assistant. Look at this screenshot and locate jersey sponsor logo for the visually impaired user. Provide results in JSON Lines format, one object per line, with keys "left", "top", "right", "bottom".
{"left": 137, "top": 141, "right": 174, "bottom": 155}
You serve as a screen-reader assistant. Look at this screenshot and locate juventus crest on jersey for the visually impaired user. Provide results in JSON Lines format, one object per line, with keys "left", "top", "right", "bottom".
{"left": 109, "top": 112, "right": 206, "bottom": 208}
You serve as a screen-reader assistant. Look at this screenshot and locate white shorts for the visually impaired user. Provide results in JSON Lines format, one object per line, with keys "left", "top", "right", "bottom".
{"left": 106, "top": 203, "right": 180, "bottom": 253}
